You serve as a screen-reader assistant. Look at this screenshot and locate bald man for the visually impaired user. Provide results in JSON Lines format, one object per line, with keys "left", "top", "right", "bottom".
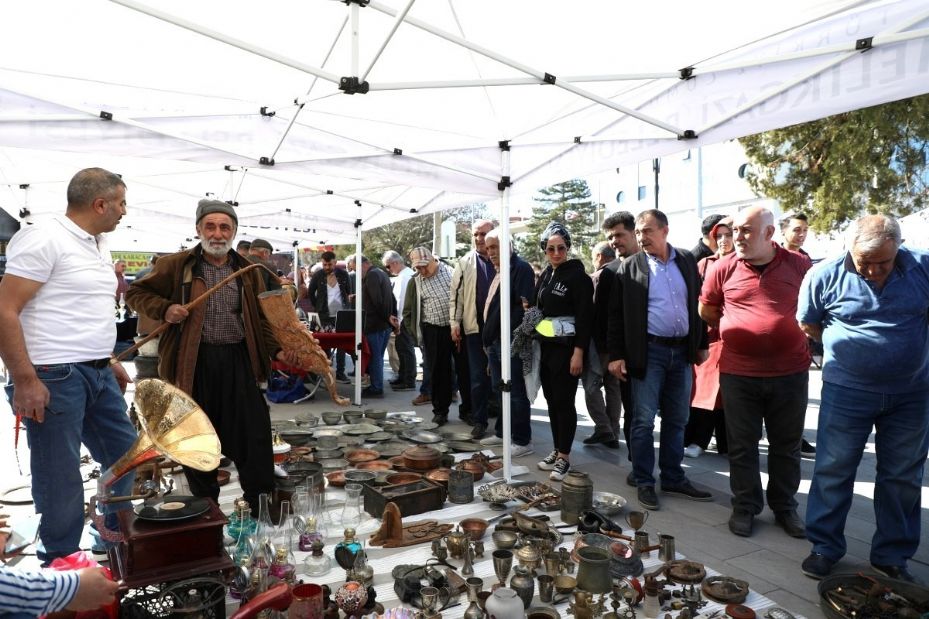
{"left": 699, "top": 206, "right": 812, "bottom": 539}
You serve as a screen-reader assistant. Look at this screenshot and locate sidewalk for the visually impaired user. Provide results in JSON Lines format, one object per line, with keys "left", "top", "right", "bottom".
{"left": 2, "top": 361, "right": 926, "bottom": 617}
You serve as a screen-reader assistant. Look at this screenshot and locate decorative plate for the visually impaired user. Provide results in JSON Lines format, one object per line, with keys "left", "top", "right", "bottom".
{"left": 448, "top": 441, "right": 483, "bottom": 452}
{"left": 401, "top": 430, "right": 443, "bottom": 444}
{"left": 441, "top": 431, "right": 474, "bottom": 442}
{"left": 365, "top": 431, "right": 394, "bottom": 442}
{"left": 313, "top": 428, "right": 343, "bottom": 438}
{"left": 343, "top": 423, "right": 382, "bottom": 435}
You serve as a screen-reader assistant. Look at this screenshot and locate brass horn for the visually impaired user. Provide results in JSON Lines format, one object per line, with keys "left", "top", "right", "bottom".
{"left": 92, "top": 379, "right": 222, "bottom": 541}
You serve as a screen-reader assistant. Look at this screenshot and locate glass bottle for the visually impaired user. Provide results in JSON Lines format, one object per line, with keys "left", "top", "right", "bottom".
{"left": 268, "top": 545, "right": 296, "bottom": 585}
{"left": 341, "top": 483, "right": 363, "bottom": 528}
{"left": 227, "top": 498, "right": 256, "bottom": 541}
{"left": 249, "top": 493, "right": 274, "bottom": 593}
{"left": 304, "top": 539, "right": 332, "bottom": 576}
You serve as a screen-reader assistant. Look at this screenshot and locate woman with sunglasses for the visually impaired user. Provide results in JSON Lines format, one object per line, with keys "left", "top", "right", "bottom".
{"left": 533, "top": 222, "right": 594, "bottom": 481}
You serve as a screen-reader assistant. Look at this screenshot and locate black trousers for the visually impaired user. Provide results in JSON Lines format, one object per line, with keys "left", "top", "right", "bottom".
{"left": 684, "top": 407, "right": 728, "bottom": 453}
{"left": 720, "top": 371, "right": 808, "bottom": 515}
{"left": 422, "top": 323, "right": 457, "bottom": 416}
{"left": 395, "top": 328, "right": 417, "bottom": 385}
{"left": 184, "top": 342, "right": 274, "bottom": 513}
{"left": 539, "top": 341, "right": 581, "bottom": 455}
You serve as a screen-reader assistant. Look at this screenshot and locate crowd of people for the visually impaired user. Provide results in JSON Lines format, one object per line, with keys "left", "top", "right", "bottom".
{"left": 0, "top": 167, "right": 926, "bottom": 614}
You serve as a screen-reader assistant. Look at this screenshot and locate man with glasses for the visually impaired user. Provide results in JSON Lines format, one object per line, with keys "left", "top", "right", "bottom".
{"left": 608, "top": 209, "right": 712, "bottom": 511}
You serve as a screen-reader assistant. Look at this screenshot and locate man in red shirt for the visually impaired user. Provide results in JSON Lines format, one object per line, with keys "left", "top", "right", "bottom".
{"left": 699, "top": 206, "right": 811, "bottom": 538}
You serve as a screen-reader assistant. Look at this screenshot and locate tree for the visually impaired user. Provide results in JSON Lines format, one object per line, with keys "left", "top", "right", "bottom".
{"left": 353, "top": 202, "right": 492, "bottom": 266}
{"left": 516, "top": 179, "right": 599, "bottom": 268}
{"left": 739, "top": 94, "right": 929, "bottom": 233}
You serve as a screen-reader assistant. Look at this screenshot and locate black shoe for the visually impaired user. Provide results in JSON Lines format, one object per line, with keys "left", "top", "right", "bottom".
{"left": 801, "top": 438, "right": 816, "bottom": 459}
{"left": 391, "top": 382, "right": 416, "bottom": 391}
{"left": 583, "top": 431, "right": 617, "bottom": 445}
{"left": 219, "top": 456, "right": 232, "bottom": 468}
{"left": 388, "top": 377, "right": 404, "bottom": 385}
{"left": 604, "top": 440, "right": 620, "bottom": 449}
{"left": 872, "top": 563, "right": 919, "bottom": 584}
{"left": 471, "top": 423, "right": 487, "bottom": 440}
{"left": 775, "top": 510, "right": 807, "bottom": 538}
{"left": 432, "top": 414, "right": 448, "bottom": 427}
{"left": 661, "top": 480, "right": 712, "bottom": 502}
{"left": 361, "top": 388, "right": 384, "bottom": 399}
{"left": 801, "top": 552, "right": 836, "bottom": 579}
{"left": 626, "top": 472, "right": 637, "bottom": 487}
{"left": 637, "top": 486, "right": 659, "bottom": 511}
{"left": 728, "top": 511, "right": 754, "bottom": 537}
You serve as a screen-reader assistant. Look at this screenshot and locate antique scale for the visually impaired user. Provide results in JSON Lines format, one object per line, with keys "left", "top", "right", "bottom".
{"left": 91, "top": 379, "right": 234, "bottom": 618}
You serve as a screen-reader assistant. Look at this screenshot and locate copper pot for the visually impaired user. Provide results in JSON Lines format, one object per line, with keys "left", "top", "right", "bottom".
{"left": 455, "top": 459, "right": 485, "bottom": 481}
{"left": 402, "top": 445, "right": 441, "bottom": 471}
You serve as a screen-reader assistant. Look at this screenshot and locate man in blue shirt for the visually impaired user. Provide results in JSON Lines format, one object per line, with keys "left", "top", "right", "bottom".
{"left": 798, "top": 214, "right": 929, "bottom": 584}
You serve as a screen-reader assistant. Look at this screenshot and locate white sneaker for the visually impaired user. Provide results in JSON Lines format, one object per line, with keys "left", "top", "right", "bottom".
{"left": 480, "top": 435, "right": 504, "bottom": 446}
{"left": 537, "top": 450, "right": 558, "bottom": 471}
{"left": 511, "top": 443, "right": 535, "bottom": 458}
{"left": 683, "top": 444, "right": 704, "bottom": 459}
{"left": 549, "top": 457, "right": 570, "bottom": 481}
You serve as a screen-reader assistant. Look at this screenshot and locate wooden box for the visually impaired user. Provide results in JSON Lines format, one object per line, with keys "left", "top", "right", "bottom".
{"left": 362, "top": 479, "right": 446, "bottom": 518}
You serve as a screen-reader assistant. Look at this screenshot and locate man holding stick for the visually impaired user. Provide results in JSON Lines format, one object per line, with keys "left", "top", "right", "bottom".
{"left": 128, "top": 199, "right": 289, "bottom": 512}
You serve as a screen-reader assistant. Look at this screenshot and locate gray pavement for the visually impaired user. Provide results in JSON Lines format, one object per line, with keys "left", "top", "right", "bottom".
{"left": 2, "top": 359, "right": 927, "bottom": 618}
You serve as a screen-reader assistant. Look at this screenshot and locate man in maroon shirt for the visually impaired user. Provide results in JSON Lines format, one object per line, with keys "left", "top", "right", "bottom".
{"left": 699, "top": 206, "right": 811, "bottom": 538}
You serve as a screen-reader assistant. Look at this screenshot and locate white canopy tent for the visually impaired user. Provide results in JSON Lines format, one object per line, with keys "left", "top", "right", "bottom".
{"left": 1, "top": 0, "right": 927, "bottom": 477}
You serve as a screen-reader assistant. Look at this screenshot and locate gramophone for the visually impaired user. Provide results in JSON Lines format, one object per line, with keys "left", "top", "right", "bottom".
{"left": 91, "top": 379, "right": 233, "bottom": 588}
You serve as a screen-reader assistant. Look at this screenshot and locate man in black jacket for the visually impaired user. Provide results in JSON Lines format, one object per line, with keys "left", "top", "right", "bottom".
{"left": 608, "top": 209, "right": 712, "bottom": 511}
{"left": 307, "top": 251, "right": 352, "bottom": 382}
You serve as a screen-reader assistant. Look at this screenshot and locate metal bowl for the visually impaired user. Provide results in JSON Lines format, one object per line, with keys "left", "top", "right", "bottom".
{"left": 492, "top": 530, "right": 518, "bottom": 549}
{"left": 460, "top": 518, "right": 489, "bottom": 541}
{"left": 364, "top": 409, "right": 388, "bottom": 420}
{"left": 385, "top": 472, "right": 422, "bottom": 485}
{"left": 344, "top": 469, "right": 377, "bottom": 484}
{"left": 554, "top": 575, "right": 577, "bottom": 594}
{"left": 402, "top": 430, "right": 443, "bottom": 444}
{"left": 592, "top": 491, "right": 627, "bottom": 516}
{"left": 321, "top": 412, "right": 342, "bottom": 425}
{"left": 357, "top": 460, "right": 392, "bottom": 471}
{"left": 345, "top": 448, "right": 380, "bottom": 464}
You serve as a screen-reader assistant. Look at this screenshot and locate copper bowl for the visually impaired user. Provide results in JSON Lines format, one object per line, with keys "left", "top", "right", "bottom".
{"left": 326, "top": 470, "right": 346, "bottom": 487}
{"left": 385, "top": 472, "right": 422, "bottom": 485}
{"left": 425, "top": 467, "right": 452, "bottom": 487}
{"left": 388, "top": 455, "right": 408, "bottom": 469}
{"left": 357, "top": 460, "right": 392, "bottom": 471}
{"left": 459, "top": 518, "right": 489, "bottom": 541}
{"left": 345, "top": 448, "right": 380, "bottom": 465}
{"left": 455, "top": 459, "right": 484, "bottom": 481}
{"left": 402, "top": 445, "right": 441, "bottom": 471}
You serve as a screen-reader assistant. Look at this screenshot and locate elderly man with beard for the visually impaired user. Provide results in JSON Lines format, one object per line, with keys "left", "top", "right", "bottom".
{"left": 127, "top": 199, "right": 289, "bottom": 513}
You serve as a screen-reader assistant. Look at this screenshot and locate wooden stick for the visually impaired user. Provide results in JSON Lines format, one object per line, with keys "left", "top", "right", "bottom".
{"left": 115, "top": 262, "right": 281, "bottom": 363}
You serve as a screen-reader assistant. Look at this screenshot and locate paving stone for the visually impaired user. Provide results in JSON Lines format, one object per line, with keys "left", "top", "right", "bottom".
{"left": 728, "top": 549, "right": 822, "bottom": 604}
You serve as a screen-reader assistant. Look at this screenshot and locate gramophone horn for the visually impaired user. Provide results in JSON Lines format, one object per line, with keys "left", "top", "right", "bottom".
{"left": 93, "top": 379, "right": 222, "bottom": 542}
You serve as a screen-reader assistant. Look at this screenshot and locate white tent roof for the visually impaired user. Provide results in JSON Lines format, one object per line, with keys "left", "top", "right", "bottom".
{"left": 1, "top": 0, "right": 928, "bottom": 250}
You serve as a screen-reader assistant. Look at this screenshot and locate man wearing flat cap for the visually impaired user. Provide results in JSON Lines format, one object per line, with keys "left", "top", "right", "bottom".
{"left": 127, "top": 199, "right": 290, "bottom": 513}
{"left": 248, "top": 238, "right": 281, "bottom": 293}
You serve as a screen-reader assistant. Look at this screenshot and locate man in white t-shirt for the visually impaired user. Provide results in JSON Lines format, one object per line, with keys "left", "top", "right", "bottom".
{"left": 0, "top": 168, "right": 138, "bottom": 565}
{"left": 382, "top": 250, "right": 417, "bottom": 390}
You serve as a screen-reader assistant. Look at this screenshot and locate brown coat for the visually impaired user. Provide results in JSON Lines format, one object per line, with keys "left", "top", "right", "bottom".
{"left": 126, "top": 246, "right": 280, "bottom": 394}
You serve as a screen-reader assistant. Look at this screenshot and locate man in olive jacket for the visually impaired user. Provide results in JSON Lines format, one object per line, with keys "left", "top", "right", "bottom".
{"left": 127, "top": 199, "right": 288, "bottom": 513}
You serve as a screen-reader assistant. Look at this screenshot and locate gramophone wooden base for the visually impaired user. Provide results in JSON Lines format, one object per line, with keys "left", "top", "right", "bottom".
{"left": 109, "top": 499, "right": 234, "bottom": 590}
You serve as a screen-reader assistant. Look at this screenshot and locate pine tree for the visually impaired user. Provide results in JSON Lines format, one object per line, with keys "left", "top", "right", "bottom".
{"left": 517, "top": 179, "right": 598, "bottom": 268}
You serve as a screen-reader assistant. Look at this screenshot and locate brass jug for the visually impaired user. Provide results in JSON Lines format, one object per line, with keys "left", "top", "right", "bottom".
{"left": 575, "top": 546, "right": 612, "bottom": 594}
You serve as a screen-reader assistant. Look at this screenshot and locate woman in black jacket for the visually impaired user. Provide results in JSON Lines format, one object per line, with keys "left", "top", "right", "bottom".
{"left": 533, "top": 222, "right": 594, "bottom": 481}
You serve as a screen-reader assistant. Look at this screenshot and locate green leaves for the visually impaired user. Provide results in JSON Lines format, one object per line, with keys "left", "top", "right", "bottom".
{"left": 739, "top": 95, "right": 929, "bottom": 233}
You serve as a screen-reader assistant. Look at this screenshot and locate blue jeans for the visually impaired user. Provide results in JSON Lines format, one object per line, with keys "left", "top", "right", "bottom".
{"left": 486, "top": 342, "right": 532, "bottom": 446}
{"left": 466, "top": 334, "right": 491, "bottom": 425}
{"left": 6, "top": 363, "right": 137, "bottom": 564}
{"left": 628, "top": 342, "right": 691, "bottom": 487}
{"left": 806, "top": 382, "right": 929, "bottom": 565}
{"left": 365, "top": 328, "right": 392, "bottom": 392}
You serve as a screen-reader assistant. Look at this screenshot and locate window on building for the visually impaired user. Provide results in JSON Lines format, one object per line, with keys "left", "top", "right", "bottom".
{"left": 638, "top": 186, "right": 647, "bottom": 201}
{"left": 616, "top": 191, "right": 625, "bottom": 204}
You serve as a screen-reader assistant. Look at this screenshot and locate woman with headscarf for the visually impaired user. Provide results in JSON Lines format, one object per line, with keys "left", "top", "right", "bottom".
{"left": 684, "top": 217, "right": 733, "bottom": 458}
{"left": 532, "top": 222, "right": 594, "bottom": 481}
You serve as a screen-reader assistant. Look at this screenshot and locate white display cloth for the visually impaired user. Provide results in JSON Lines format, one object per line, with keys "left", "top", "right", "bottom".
{"left": 209, "top": 464, "right": 806, "bottom": 618}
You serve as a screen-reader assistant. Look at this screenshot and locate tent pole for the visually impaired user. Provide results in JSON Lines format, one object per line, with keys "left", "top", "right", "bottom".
{"left": 499, "top": 148, "right": 512, "bottom": 482}
{"left": 110, "top": 0, "right": 341, "bottom": 85}
{"left": 354, "top": 201, "right": 363, "bottom": 406}
{"left": 370, "top": 72, "right": 679, "bottom": 91}
{"left": 361, "top": 0, "right": 417, "bottom": 81}
{"left": 351, "top": 3, "right": 360, "bottom": 77}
